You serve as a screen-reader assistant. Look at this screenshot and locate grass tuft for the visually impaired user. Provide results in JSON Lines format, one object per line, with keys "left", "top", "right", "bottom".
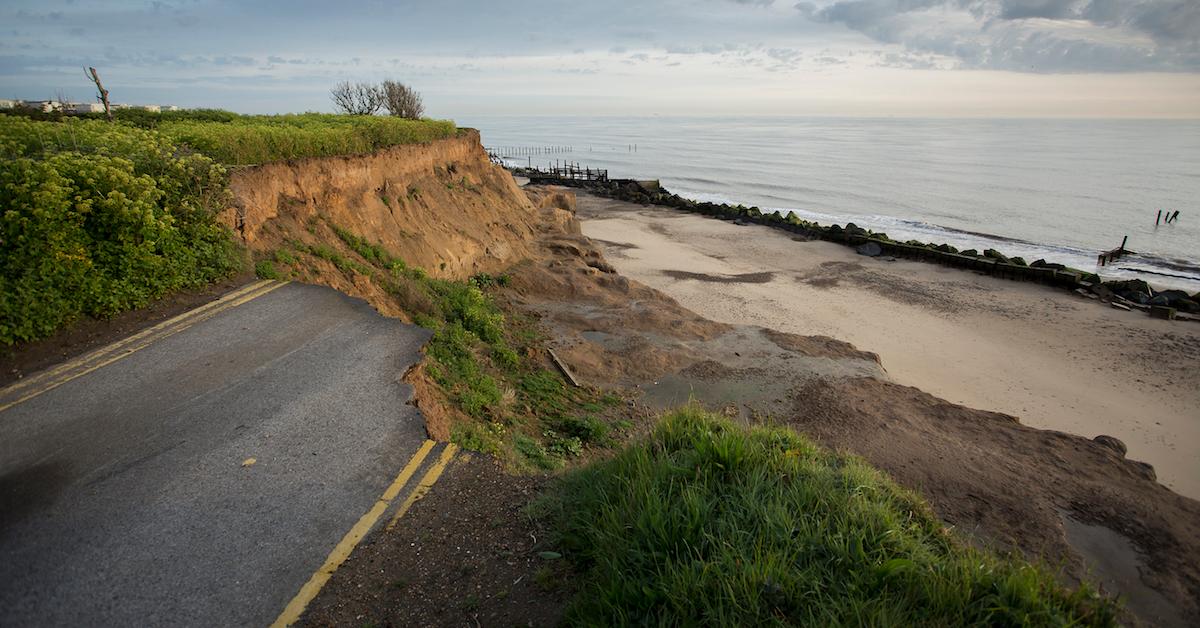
{"left": 536, "top": 407, "right": 1120, "bottom": 626}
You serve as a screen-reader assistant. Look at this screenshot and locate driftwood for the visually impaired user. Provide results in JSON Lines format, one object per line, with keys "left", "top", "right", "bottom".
{"left": 546, "top": 348, "right": 580, "bottom": 388}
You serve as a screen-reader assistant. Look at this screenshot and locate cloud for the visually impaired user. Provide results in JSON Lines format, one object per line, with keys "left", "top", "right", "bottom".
{"left": 797, "top": 0, "right": 1200, "bottom": 71}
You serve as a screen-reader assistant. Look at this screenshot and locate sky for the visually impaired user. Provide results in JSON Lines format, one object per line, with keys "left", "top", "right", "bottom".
{"left": 2, "top": 0, "right": 1198, "bottom": 118}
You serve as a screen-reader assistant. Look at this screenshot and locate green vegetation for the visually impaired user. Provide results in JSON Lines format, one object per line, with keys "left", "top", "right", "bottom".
{"left": 157, "top": 114, "right": 456, "bottom": 165}
{"left": 537, "top": 408, "right": 1118, "bottom": 626}
{"left": 2, "top": 107, "right": 457, "bottom": 165}
{"left": 0, "top": 108, "right": 458, "bottom": 344}
{"left": 1, "top": 116, "right": 241, "bottom": 345}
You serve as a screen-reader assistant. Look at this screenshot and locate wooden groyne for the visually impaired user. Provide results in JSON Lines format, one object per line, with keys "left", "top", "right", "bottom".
{"left": 528, "top": 162, "right": 609, "bottom": 183}
{"left": 1097, "top": 237, "right": 1131, "bottom": 266}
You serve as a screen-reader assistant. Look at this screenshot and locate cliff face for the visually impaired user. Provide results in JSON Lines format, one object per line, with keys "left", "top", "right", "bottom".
{"left": 223, "top": 129, "right": 538, "bottom": 280}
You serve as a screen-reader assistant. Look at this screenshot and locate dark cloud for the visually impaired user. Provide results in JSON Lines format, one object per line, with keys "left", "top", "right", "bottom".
{"left": 798, "top": 0, "right": 1200, "bottom": 71}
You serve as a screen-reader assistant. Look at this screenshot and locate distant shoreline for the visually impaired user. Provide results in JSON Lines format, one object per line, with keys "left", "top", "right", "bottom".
{"left": 517, "top": 170, "right": 1200, "bottom": 319}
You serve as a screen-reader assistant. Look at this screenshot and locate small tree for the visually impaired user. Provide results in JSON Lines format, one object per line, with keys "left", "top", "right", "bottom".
{"left": 330, "top": 81, "right": 383, "bottom": 115}
{"left": 381, "top": 80, "right": 424, "bottom": 119}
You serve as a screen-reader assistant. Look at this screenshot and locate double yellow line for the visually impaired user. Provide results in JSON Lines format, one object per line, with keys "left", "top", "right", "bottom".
{"left": 271, "top": 441, "right": 460, "bottom": 628}
{"left": 0, "top": 279, "right": 286, "bottom": 414}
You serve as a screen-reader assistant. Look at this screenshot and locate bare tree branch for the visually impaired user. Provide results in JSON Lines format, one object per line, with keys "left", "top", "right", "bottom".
{"left": 330, "top": 81, "right": 384, "bottom": 115}
{"left": 381, "top": 80, "right": 425, "bottom": 119}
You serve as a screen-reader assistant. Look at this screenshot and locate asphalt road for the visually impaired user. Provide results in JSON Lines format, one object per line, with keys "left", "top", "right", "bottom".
{"left": 0, "top": 282, "right": 432, "bottom": 627}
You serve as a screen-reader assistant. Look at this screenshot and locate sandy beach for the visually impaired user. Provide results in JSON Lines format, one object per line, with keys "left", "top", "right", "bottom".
{"left": 576, "top": 193, "right": 1200, "bottom": 500}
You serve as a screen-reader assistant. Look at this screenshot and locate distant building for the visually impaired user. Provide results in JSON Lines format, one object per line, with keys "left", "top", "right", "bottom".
{"left": 74, "top": 102, "right": 106, "bottom": 114}
{"left": 140, "top": 105, "right": 161, "bottom": 113}
{"left": 0, "top": 99, "right": 15, "bottom": 109}
{"left": 27, "top": 100, "right": 65, "bottom": 112}
{"left": 163, "top": 105, "right": 179, "bottom": 112}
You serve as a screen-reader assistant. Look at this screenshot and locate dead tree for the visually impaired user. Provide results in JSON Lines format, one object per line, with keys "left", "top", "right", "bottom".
{"left": 381, "top": 80, "right": 425, "bottom": 119}
{"left": 85, "top": 67, "right": 112, "bottom": 121}
{"left": 330, "top": 81, "right": 384, "bottom": 115}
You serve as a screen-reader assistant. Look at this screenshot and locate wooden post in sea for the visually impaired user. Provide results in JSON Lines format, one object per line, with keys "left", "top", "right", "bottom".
{"left": 1156, "top": 210, "right": 1162, "bottom": 226}
{"left": 1120, "top": 235, "right": 1128, "bottom": 252}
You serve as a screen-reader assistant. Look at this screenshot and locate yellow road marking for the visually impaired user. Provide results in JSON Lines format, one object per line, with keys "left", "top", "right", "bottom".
{"left": 1, "top": 280, "right": 272, "bottom": 397}
{"left": 0, "top": 280, "right": 285, "bottom": 413}
{"left": 385, "top": 443, "right": 459, "bottom": 532}
{"left": 270, "top": 440, "right": 438, "bottom": 628}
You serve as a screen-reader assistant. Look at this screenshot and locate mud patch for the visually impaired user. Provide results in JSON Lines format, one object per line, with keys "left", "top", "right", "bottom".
{"left": 663, "top": 270, "right": 775, "bottom": 284}
{"left": 763, "top": 328, "right": 880, "bottom": 363}
{"left": 805, "top": 276, "right": 841, "bottom": 289}
{"left": 1061, "top": 513, "right": 1185, "bottom": 627}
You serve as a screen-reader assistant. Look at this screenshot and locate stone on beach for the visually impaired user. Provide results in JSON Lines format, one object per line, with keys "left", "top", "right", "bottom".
{"left": 856, "top": 242, "right": 883, "bottom": 257}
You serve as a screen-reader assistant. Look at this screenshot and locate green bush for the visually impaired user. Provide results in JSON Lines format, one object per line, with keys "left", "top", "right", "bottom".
{"left": 539, "top": 407, "right": 1118, "bottom": 626}
{"left": 0, "top": 117, "right": 241, "bottom": 345}
{"left": 254, "top": 260, "right": 281, "bottom": 280}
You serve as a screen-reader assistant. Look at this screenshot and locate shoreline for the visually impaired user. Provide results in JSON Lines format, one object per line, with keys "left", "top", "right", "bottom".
{"left": 520, "top": 170, "right": 1200, "bottom": 299}
{"left": 573, "top": 190, "right": 1200, "bottom": 500}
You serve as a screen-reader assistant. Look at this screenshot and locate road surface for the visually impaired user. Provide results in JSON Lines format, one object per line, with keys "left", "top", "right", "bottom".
{"left": 0, "top": 281, "right": 436, "bottom": 626}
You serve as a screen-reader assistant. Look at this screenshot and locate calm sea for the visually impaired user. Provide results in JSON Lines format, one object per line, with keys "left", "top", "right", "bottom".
{"left": 461, "top": 116, "right": 1200, "bottom": 292}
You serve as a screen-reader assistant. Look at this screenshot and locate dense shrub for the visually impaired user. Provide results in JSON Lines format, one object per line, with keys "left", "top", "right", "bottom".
{"left": 0, "top": 117, "right": 240, "bottom": 345}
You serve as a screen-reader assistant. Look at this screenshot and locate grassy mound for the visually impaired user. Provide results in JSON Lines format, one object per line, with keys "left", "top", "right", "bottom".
{"left": 538, "top": 408, "right": 1118, "bottom": 626}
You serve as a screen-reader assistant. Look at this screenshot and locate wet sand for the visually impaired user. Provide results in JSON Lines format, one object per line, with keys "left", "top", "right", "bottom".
{"left": 577, "top": 193, "right": 1200, "bottom": 500}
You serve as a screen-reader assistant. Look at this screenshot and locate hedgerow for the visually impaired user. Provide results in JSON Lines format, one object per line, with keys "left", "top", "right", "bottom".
{"left": 157, "top": 114, "right": 457, "bottom": 165}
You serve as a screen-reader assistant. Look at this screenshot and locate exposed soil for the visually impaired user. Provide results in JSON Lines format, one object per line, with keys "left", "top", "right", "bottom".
{"left": 226, "top": 130, "right": 541, "bottom": 285}
{"left": 300, "top": 454, "right": 570, "bottom": 628}
{"left": 0, "top": 269, "right": 256, "bottom": 388}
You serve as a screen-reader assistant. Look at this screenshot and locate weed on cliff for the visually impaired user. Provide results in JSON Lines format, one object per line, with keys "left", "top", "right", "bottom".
{"left": 535, "top": 407, "right": 1120, "bottom": 626}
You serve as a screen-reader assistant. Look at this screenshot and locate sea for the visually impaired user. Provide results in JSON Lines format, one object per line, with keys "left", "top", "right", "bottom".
{"left": 460, "top": 116, "right": 1200, "bottom": 292}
